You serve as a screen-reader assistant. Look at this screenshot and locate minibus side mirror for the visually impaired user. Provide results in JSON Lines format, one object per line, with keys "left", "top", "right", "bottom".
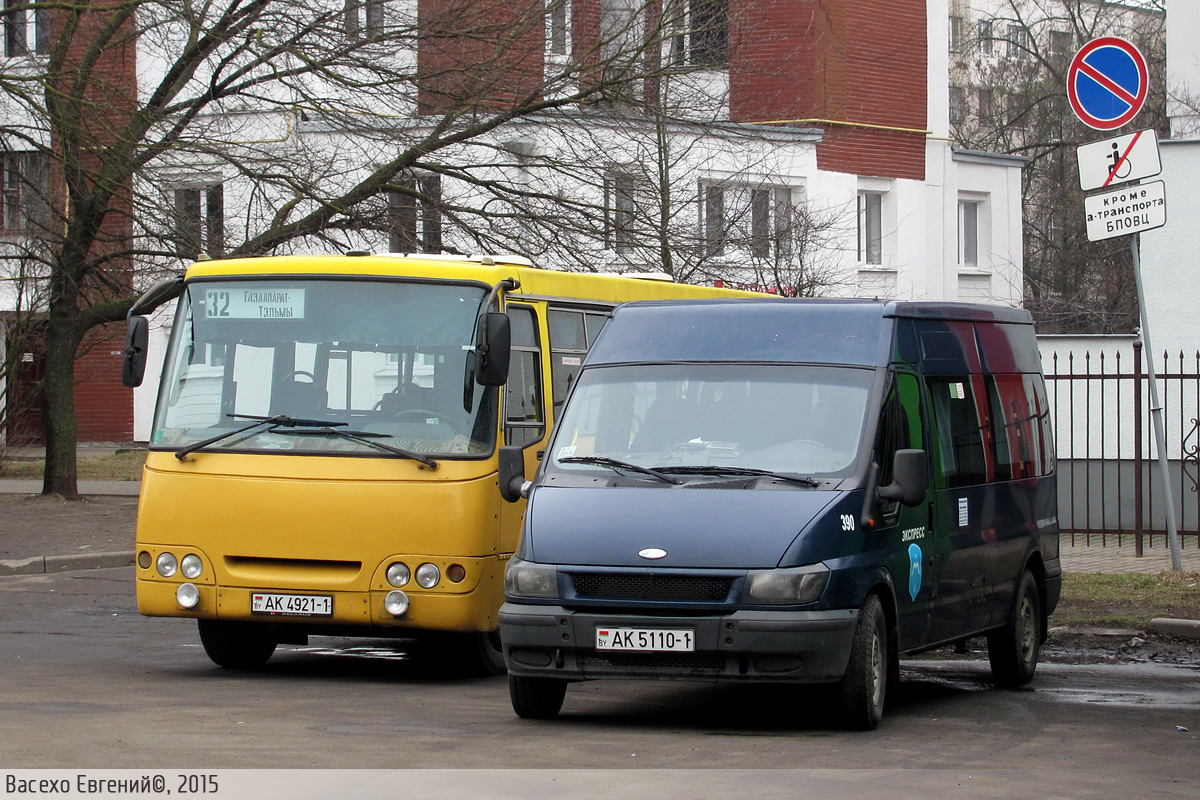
{"left": 475, "top": 312, "right": 511, "bottom": 387}
{"left": 122, "top": 315, "right": 150, "bottom": 388}
{"left": 498, "top": 444, "right": 529, "bottom": 503}
{"left": 878, "top": 449, "right": 928, "bottom": 507}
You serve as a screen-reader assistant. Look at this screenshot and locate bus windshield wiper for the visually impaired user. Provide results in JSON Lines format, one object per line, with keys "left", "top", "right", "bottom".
{"left": 174, "top": 414, "right": 346, "bottom": 461}
{"left": 559, "top": 456, "right": 683, "bottom": 485}
{"left": 272, "top": 427, "right": 439, "bottom": 469}
{"left": 656, "top": 465, "right": 821, "bottom": 487}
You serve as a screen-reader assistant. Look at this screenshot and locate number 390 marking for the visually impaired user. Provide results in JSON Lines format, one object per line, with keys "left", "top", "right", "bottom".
{"left": 841, "top": 514, "right": 855, "bottom": 531}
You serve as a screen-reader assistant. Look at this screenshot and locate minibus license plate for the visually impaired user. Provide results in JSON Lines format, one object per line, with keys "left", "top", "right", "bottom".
{"left": 251, "top": 592, "right": 332, "bottom": 617}
{"left": 596, "top": 627, "right": 694, "bottom": 652}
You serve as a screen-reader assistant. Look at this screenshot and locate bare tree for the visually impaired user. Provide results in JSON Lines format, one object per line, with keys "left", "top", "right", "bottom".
{"left": 949, "top": 0, "right": 1166, "bottom": 333}
{"left": 0, "top": 0, "right": 745, "bottom": 497}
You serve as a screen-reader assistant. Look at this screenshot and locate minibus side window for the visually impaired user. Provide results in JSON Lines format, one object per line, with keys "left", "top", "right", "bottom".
{"left": 505, "top": 305, "right": 545, "bottom": 447}
{"left": 928, "top": 376, "right": 991, "bottom": 487}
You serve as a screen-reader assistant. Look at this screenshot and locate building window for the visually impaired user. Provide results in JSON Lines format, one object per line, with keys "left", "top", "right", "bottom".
{"left": 949, "top": 15, "right": 964, "bottom": 53}
{"left": 545, "top": 0, "right": 571, "bottom": 58}
{"left": 174, "top": 184, "right": 224, "bottom": 260}
{"left": 604, "top": 171, "right": 644, "bottom": 255}
{"left": 667, "top": 0, "right": 728, "bottom": 67}
{"left": 1006, "top": 24, "right": 1029, "bottom": 59}
{"left": 979, "top": 19, "right": 994, "bottom": 56}
{"left": 1049, "top": 30, "right": 1073, "bottom": 63}
{"left": 958, "top": 199, "right": 980, "bottom": 270}
{"left": 857, "top": 191, "right": 883, "bottom": 266}
{"left": 1006, "top": 92, "right": 1029, "bottom": 130}
{"left": 387, "top": 175, "right": 443, "bottom": 253}
{"left": 701, "top": 182, "right": 796, "bottom": 261}
{"left": 1, "top": 151, "right": 49, "bottom": 233}
{"left": 949, "top": 86, "right": 966, "bottom": 125}
{"left": 3, "top": 0, "right": 50, "bottom": 57}
{"left": 977, "top": 88, "right": 994, "bottom": 121}
{"left": 345, "top": 0, "right": 386, "bottom": 41}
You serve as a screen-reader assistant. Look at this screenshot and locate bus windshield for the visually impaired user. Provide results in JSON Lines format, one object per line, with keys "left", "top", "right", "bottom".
{"left": 547, "top": 363, "right": 874, "bottom": 480}
{"left": 150, "top": 278, "right": 496, "bottom": 457}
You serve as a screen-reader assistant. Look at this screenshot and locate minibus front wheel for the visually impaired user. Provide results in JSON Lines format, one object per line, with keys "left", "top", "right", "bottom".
{"left": 839, "top": 593, "right": 888, "bottom": 731}
{"left": 197, "top": 619, "right": 278, "bottom": 669}
{"left": 509, "top": 674, "right": 567, "bottom": 719}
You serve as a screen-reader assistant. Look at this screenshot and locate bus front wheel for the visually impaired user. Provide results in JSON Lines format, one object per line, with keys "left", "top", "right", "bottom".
{"left": 454, "top": 631, "right": 507, "bottom": 676}
{"left": 197, "top": 619, "right": 278, "bottom": 669}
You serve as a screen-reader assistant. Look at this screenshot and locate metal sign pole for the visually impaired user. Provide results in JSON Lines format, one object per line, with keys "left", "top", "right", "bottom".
{"left": 1131, "top": 233, "right": 1183, "bottom": 570}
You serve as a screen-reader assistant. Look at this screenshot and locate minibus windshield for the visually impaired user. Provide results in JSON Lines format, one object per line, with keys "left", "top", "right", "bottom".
{"left": 548, "top": 363, "right": 873, "bottom": 480}
{"left": 150, "top": 278, "right": 495, "bottom": 457}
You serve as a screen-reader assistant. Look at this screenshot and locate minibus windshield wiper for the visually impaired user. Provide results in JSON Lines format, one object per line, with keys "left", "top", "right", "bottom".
{"left": 174, "top": 414, "right": 346, "bottom": 461}
{"left": 559, "top": 456, "right": 684, "bottom": 485}
{"left": 272, "top": 427, "right": 439, "bottom": 469}
{"left": 656, "top": 465, "right": 821, "bottom": 487}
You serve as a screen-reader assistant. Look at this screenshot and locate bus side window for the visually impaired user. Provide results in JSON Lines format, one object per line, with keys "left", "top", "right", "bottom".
{"left": 548, "top": 307, "right": 610, "bottom": 422}
{"left": 504, "top": 306, "right": 545, "bottom": 447}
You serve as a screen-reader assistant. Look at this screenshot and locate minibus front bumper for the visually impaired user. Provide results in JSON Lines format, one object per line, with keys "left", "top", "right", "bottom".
{"left": 499, "top": 602, "right": 860, "bottom": 683}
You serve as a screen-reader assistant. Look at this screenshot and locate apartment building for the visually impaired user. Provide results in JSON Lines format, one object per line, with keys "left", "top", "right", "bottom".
{"left": 1, "top": 1, "right": 1025, "bottom": 443}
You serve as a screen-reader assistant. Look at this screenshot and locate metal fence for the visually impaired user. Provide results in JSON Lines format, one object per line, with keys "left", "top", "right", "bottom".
{"left": 1046, "top": 340, "right": 1200, "bottom": 552}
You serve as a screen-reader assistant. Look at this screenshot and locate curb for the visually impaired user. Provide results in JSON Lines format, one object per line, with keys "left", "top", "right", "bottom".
{"left": 1148, "top": 618, "right": 1200, "bottom": 641}
{"left": 0, "top": 551, "right": 134, "bottom": 577}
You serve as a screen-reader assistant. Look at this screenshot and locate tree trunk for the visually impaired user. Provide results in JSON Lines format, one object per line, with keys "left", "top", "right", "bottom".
{"left": 41, "top": 305, "right": 80, "bottom": 499}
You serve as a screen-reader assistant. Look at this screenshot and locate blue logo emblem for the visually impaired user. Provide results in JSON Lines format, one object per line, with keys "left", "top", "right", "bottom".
{"left": 908, "top": 543, "right": 923, "bottom": 601}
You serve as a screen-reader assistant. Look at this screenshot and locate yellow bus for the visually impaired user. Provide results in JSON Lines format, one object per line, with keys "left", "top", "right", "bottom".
{"left": 123, "top": 253, "right": 757, "bottom": 673}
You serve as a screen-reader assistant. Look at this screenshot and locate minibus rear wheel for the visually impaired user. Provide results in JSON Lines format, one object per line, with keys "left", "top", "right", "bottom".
{"left": 509, "top": 675, "right": 567, "bottom": 719}
{"left": 987, "top": 570, "right": 1041, "bottom": 687}
{"left": 197, "top": 619, "right": 278, "bottom": 669}
{"left": 839, "top": 593, "right": 888, "bottom": 731}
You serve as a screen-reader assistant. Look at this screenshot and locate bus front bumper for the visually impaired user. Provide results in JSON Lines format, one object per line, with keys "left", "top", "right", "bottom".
{"left": 136, "top": 577, "right": 500, "bottom": 633}
{"left": 499, "top": 602, "right": 859, "bottom": 683}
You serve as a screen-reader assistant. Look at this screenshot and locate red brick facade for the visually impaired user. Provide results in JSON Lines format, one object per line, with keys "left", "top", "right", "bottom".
{"left": 730, "top": 0, "right": 928, "bottom": 180}
{"left": 73, "top": 326, "right": 134, "bottom": 442}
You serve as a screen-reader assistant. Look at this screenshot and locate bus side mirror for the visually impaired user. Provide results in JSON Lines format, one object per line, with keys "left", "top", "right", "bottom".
{"left": 474, "top": 312, "right": 511, "bottom": 387}
{"left": 499, "top": 445, "right": 528, "bottom": 503}
{"left": 123, "top": 315, "right": 150, "bottom": 388}
{"left": 878, "top": 449, "right": 928, "bottom": 507}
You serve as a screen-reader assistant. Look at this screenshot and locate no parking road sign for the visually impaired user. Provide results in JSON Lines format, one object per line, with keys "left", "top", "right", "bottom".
{"left": 1067, "top": 37, "right": 1148, "bottom": 130}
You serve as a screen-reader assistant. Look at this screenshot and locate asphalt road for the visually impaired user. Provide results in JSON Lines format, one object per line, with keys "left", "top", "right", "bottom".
{"left": 1, "top": 567, "right": 1197, "bottom": 799}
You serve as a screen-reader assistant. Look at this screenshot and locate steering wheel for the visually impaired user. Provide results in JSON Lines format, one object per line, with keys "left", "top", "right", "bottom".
{"left": 278, "top": 370, "right": 315, "bottom": 383}
{"left": 393, "top": 409, "right": 457, "bottom": 426}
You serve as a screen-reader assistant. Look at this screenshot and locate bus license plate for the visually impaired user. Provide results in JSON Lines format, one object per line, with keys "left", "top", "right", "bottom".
{"left": 251, "top": 592, "right": 333, "bottom": 617}
{"left": 596, "top": 627, "right": 694, "bottom": 652}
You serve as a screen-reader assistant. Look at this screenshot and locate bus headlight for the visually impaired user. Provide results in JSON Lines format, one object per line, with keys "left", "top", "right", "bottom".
{"left": 744, "top": 564, "right": 830, "bottom": 605}
{"left": 176, "top": 583, "right": 200, "bottom": 609}
{"left": 180, "top": 554, "right": 203, "bottom": 579}
{"left": 415, "top": 563, "right": 440, "bottom": 589}
{"left": 504, "top": 558, "right": 558, "bottom": 599}
{"left": 386, "top": 562, "right": 411, "bottom": 587}
{"left": 384, "top": 590, "right": 410, "bottom": 616}
{"left": 155, "top": 552, "right": 178, "bottom": 578}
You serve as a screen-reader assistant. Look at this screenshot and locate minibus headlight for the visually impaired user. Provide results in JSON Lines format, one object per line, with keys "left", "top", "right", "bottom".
{"left": 415, "top": 563, "right": 440, "bottom": 589}
{"left": 155, "top": 552, "right": 178, "bottom": 578}
{"left": 504, "top": 558, "right": 558, "bottom": 599}
{"left": 176, "top": 583, "right": 200, "bottom": 609}
{"left": 744, "top": 564, "right": 830, "bottom": 605}
{"left": 387, "top": 562, "right": 411, "bottom": 587}
{"left": 180, "top": 554, "right": 203, "bottom": 579}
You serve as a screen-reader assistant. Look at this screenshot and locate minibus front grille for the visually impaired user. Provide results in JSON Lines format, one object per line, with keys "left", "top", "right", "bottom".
{"left": 568, "top": 573, "right": 732, "bottom": 603}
